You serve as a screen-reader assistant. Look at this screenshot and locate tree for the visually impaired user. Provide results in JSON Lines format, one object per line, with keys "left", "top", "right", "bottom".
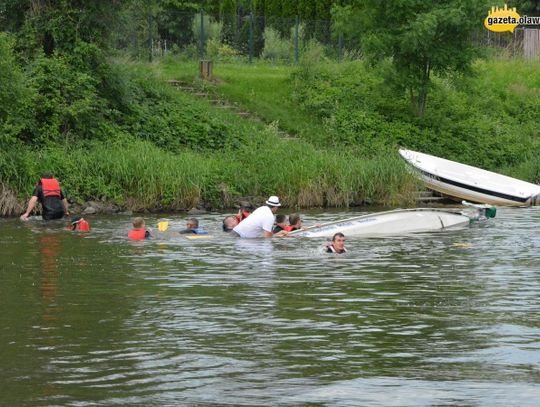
{"left": 333, "top": 0, "right": 485, "bottom": 116}
{"left": 514, "top": 0, "right": 540, "bottom": 15}
{"left": 156, "top": 0, "right": 200, "bottom": 48}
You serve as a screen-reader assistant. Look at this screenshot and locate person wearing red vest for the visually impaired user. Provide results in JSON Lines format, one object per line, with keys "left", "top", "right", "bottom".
{"left": 234, "top": 208, "right": 251, "bottom": 223}
{"left": 128, "top": 217, "right": 150, "bottom": 240}
{"left": 287, "top": 213, "right": 303, "bottom": 231}
{"left": 68, "top": 216, "right": 90, "bottom": 232}
{"left": 222, "top": 207, "right": 252, "bottom": 232}
{"left": 20, "top": 173, "right": 69, "bottom": 221}
{"left": 272, "top": 214, "right": 290, "bottom": 233}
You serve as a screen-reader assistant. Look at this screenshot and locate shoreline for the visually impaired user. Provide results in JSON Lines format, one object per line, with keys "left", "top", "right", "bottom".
{"left": 4, "top": 195, "right": 459, "bottom": 219}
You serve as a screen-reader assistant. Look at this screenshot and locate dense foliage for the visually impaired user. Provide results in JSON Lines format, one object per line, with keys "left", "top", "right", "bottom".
{"left": 291, "top": 58, "right": 540, "bottom": 170}
{"left": 332, "top": 0, "right": 486, "bottom": 116}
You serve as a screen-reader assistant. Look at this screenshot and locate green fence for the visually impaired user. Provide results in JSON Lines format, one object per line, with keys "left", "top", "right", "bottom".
{"left": 111, "top": 10, "right": 535, "bottom": 63}
{"left": 112, "top": 10, "right": 356, "bottom": 63}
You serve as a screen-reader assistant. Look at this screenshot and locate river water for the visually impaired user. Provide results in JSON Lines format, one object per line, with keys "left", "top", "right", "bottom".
{"left": 1, "top": 207, "right": 539, "bottom": 406}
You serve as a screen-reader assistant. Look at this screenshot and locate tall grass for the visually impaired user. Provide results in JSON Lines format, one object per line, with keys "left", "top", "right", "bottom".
{"left": 0, "top": 132, "right": 418, "bottom": 216}
{"left": 216, "top": 127, "right": 418, "bottom": 208}
{"left": 0, "top": 139, "right": 207, "bottom": 215}
{"left": 0, "top": 183, "right": 24, "bottom": 216}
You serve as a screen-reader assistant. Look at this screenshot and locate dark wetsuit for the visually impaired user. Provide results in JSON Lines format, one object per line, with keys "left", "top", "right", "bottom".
{"left": 32, "top": 185, "right": 65, "bottom": 220}
{"left": 179, "top": 228, "right": 208, "bottom": 235}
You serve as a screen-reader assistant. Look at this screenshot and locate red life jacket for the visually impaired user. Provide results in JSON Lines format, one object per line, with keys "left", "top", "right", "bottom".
{"left": 128, "top": 229, "right": 146, "bottom": 240}
{"left": 283, "top": 225, "right": 295, "bottom": 232}
{"left": 41, "top": 178, "right": 61, "bottom": 198}
{"left": 235, "top": 210, "right": 251, "bottom": 223}
{"left": 78, "top": 219, "right": 90, "bottom": 232}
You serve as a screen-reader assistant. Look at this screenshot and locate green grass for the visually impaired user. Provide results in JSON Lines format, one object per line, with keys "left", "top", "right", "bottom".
{"left": 159, "top": 58, "right": 323, "bottom": 140}
{"left": 0, "top": 133, "right": 418, "bottom": 216}
{"left": 159, "top": 57, "right": 540, "bottom": 178}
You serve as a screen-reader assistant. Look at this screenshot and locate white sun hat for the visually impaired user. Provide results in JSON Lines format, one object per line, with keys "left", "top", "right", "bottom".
{"left": 265, "top": 196, "right": 281, "bottom": 207}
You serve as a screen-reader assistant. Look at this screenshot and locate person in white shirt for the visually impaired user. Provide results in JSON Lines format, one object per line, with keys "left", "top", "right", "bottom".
{"left": 233, "top": 196, "right": 281, "bottom": 238}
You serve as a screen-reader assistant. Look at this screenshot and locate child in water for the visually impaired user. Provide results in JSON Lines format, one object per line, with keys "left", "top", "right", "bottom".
{"left": 272, "top": 214, "right": 289, "bottom": 233}
{"left": 288, "top": 213, "right": 303, "bottom": 231}
{"left": 179, "top": 218, "right": 208, "bottom": 235}
{"left": 128, "top": 217, "right": 150, "bottom": 240}
{"left": 68, "top": 216, "right": 90, "bottom": 232}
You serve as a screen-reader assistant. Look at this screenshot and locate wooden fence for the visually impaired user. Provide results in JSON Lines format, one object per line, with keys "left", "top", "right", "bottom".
{"left": 524, "top": 28, "right": 540, "bottom": 59}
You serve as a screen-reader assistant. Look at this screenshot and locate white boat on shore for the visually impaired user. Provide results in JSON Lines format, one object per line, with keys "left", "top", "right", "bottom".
{"left": 399, "top": 148, "right": 540, "bottom": 207}
{"left": 289, "top": 205, "right": 495, "bottom": 238}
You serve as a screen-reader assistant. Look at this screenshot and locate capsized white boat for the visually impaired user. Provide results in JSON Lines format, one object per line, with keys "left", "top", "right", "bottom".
{"left": 399, "top": 148, "right": 540, "bottom": 207}
{"left": 289, "top": 205, "right": 495, "bottom": 238}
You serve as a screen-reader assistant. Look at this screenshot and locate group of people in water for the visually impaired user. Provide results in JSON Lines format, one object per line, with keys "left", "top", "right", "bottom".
{"left": 20, "top": 176, "right": 347, "bottom": 254}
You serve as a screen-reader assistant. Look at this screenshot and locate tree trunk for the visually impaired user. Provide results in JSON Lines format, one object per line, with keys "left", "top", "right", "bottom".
{"left": 411, "top": 60, "right": 431, "bottom": 117}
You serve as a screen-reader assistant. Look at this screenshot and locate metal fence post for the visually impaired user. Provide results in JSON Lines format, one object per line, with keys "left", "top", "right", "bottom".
{"left": 249, "top": 12, "right": 254, "bottom": 63}
{"left": 148, "top": 14, "right": 153, "bottom": 62}
{"left": 338, "top": 33, "right": 343, "bottom": 62}
{"left": 199, "top": 10, "right": 205, "bottom": 59}
{"left": 294, "top": 15, "right": 299, "bottom": 63}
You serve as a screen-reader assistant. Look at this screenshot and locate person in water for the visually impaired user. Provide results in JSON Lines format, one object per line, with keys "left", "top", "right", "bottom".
{"left": 128, "top": 217, "right": 150, "bottom": 240}
{"left": 20, "top": 173, "right": 69, "bottom": 221}
{"left": 68, "top": 216, "right": 90, "bottom": 232}
{"left": 222, "top": 207, "right": 252, "bottom": 232}
{"left": 272, "top": 214, "right": 289, "bottom": 234}
{"left": 233, "top": 195, "right": 282, "bottom": 238}
{"left": 326, "top": 232, "right": 347, "bottom": 254}
{"left": 222, "top": 215, "right": 239, "bottom": 232}
{"left": 179, "top": 218, "right": 208, "bottom": 235}
{"left": 235, "top": 207, "right": 251, "bottom": 223}
{"left": 288, "top": 213, "right": 304, "bottom": 231}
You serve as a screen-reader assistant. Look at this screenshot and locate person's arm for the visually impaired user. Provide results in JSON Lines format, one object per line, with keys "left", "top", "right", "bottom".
{"left": 62, "top": 198, "right": 69, "bottom": 216}
{"left": 262, "top": 214, "right": 275, "bottom": 238}
{"left": 20, "top": 196, "right": 39, "bottom": 220}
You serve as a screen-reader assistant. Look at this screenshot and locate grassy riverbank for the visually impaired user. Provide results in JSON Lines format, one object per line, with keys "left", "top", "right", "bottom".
{"left": 2, "top": 38, "right": 539, "bottom": 216}
{"left": 160, "top": 57, "right": 540, "bottom": 173}
{"left": 0, "top": 132, "right": 417, "bottom": 216}
{"left": 0, "top": 54, "right": 417, "bottom": 215}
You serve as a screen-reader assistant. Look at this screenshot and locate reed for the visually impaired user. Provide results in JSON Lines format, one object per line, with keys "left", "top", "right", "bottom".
{"left": 0, "top": 183, "right": 24, "bottom": 217}
{"left": 0, "top": 134, "right": 418, "bottom": 215}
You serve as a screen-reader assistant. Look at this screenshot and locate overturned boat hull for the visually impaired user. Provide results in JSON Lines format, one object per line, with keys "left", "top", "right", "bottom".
{"left": 290, "top": 207, "right": 489, "bottom": 238}
{"left": 399, "top": 149, "right": 540, "bottom": 207}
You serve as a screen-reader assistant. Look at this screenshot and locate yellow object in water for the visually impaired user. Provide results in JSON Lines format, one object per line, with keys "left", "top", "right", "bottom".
{"left": 452, "top": 242, "right": 472, "bottom": 249}
{"left": 158, "top": 221, "right": 169, "bottom": 232}
{"left": 185, "top": 235, "right": 213, "bottom": 240}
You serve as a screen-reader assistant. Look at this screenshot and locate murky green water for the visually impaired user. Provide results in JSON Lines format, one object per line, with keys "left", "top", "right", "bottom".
{"left": 1, "top": 208, "right": 540, "bottom": 406}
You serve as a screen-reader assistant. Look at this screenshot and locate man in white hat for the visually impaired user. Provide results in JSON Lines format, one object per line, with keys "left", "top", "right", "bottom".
{"left": 233, "top": 195, "right": 281, "bottom": 238}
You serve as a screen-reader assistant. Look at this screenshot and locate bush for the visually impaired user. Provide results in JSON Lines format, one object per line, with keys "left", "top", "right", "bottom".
{"left": 0, "top": 33, "right": 35, "bottom": 143}
{"left": 261, "top": 27, "right": 291, "bottom": 61}
{"left": 206, "top": 38, "right": 240, "bottom": 62}
{"left": 291, "top": 59, "right": 540, "bottom": 172}
{"left": 27, "top": 53, "right": 108, "bottom": 142}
